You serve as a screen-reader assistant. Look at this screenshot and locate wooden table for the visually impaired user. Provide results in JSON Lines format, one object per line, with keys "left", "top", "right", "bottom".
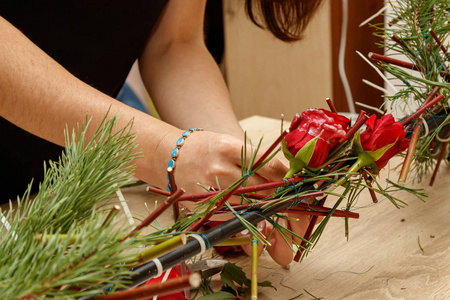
{"left": 4, "top": 116, "right": 450, "bottom": 299}
{"left": 122, "top": 116, "right": 450, "bottom": 299}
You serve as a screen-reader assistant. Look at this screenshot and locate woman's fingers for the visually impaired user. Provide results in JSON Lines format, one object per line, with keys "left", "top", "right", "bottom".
{"left": 265, "top": 218, "right": 293, "bottom": 266}
{"left": 287, "top": 213, "right": 310, "bottom": 246}
{"left": 241, "top": 221, "right": 266, "bottom": 257}
{"left": 253, "top": 156, "right": 289, "bottom": 182}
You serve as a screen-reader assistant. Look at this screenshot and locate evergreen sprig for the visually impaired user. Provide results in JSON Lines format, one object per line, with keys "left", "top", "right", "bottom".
{"left": 0, "top": 114, "right": 144, "bottom": 299}
{"left": 369, "top": 0, "right": 450, "bottom": 181}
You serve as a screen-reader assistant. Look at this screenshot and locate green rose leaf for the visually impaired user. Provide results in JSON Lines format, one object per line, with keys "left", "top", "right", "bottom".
{"left": 220, "top": 263, "right": 250, "bottom": 289}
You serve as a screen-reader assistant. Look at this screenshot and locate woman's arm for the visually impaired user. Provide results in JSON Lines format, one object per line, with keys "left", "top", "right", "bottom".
{"left": 0, "top": 15, "right": 181, "bottom": 189}
{"left": 139, "top": 0, "right": 244, "bottom": 139}
{"left": 0, "top": 10, "right": 286, "bottom": 193}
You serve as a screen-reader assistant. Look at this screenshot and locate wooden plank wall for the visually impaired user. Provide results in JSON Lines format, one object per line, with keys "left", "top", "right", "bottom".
{"left": 223, "top": 0, "right": 332, "bottom": 121}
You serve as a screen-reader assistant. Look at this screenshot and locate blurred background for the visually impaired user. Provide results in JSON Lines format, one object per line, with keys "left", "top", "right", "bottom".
{"left": 123, "top": 0, "right": 386, "bottom": 122}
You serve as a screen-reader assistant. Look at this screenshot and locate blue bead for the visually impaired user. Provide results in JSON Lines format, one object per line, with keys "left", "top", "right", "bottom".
{"left": 182, "top": 130, "right": 191, "bottom": 137}
{"left": 171, "top": 148, "right": 179, "bottom": 158}
{"left": 166, "top": 184, "right": 171, "bottom": 192}
{"left": 168, "top": 160, "right": 175, "bottom": 168}
{"left": 176, "top": 137, "right": 185, "bottom": 147}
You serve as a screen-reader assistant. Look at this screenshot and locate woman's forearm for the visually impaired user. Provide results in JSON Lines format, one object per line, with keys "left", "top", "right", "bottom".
{"left": 0, "top": 16, "right": 181, "bottom": 188}
{"left": 140, "top": 41, "right": 243, "bottom": 139}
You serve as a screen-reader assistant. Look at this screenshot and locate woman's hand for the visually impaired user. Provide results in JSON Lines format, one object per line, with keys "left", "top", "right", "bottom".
{"left": 240, "top": 213, "right": 311, "bottom": 266}
{"left": 160, "top": 129, "right": 314, "bottom": 266}
{"left": 169, "top": 130, "right": 288, "bottom": 193}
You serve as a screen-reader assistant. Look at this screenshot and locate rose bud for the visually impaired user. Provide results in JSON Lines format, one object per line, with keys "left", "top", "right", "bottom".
{"left": 360, "top": 114, "right": 410, "bottom": 170}
{"left": 282, "top": 109, "right": 350, "bottom": 178}
{"left": 336, "top": 114, "right": 410, "bottom": 186}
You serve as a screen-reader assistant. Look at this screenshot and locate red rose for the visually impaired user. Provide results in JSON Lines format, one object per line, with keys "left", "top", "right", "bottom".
{"left": 360, "top": 114, "right": 410, "bottom": 169}
{"left": 283, "top": 109, "right": 350, "bottom": 175}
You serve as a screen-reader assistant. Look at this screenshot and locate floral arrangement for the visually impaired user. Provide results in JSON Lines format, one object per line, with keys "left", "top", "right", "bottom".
{"left": 360, "top": 0, "right": 450, "bottom": 185}
{"left": 1, "top": 0, "right": 448, "bottom": 299}
{"left": 0, "top": 106, "right": 426, "bottom": 300}
{"left": 138, "top": 103, "right": 426, "bottom": 298}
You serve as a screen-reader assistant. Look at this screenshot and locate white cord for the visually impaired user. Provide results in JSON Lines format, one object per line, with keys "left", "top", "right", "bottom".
{"left": 187, "top": 233, "right": 206, "bottom": 255}
{"left": 153, "top": 268, "right": 173, "bottom": 300}
{"left": 436, "top": 128, "right": 450, "bottom": 142}
{"left": 339, "top": 0, "right": 356, "bottom": 114}
{"left": 419, "top": 116, "right": 429, "bottom": 138}
{"left": 359, "top": 5, "right": 388, "bottom": 27}
{"left": 151, "top": 258, "right": 164, "bottom": 278}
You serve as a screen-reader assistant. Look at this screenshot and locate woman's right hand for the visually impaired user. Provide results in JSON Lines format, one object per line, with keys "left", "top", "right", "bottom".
{"left": 166, "top": 130, "right": 288, "bottom": 194}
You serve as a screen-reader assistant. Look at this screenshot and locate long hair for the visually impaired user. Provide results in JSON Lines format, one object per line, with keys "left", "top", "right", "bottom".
{"left": 245, "top": 0, "right": 324, "bottom": 42}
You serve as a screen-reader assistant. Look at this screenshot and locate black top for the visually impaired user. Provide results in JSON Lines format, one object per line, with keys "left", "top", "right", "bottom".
{"left": 0, "top": 0, "right": 168, "bottom": 202}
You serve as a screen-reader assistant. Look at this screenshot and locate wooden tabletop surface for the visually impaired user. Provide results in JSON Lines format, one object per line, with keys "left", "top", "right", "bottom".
{"left": 3, "top": 115, "right": 449, "bottom": 299}
{"left": 119, "top": 115, "right": 450, "bottom": 299}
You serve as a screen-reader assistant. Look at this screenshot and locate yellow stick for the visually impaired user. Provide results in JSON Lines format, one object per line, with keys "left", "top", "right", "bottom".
{"left": 36, "top": 233, "right": 77, "bottom": 244}
{"left": 216, "top": 237, "right": 250, "bottom": 246}
{"left": 251, "top": 237, "right": 258, "bottom": 300}
{"left": 128, "top": 234, "right": 187, "bottom": 265}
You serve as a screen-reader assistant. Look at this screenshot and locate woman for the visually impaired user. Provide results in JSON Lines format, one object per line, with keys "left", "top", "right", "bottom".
{"left": 0, "top": 0, "right": 323, "bottom": 265}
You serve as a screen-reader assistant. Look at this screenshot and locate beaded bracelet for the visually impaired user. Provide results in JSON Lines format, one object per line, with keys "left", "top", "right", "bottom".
{"left": 166, "top": 128, "right": 204, "bottom": 192}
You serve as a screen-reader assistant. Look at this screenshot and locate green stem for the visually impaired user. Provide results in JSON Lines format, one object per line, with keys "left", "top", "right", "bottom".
{"left": 284, "top": 160, "right": 306, "bottom": 179}
{"left": 335, "top": 154, "right": 372, "bottom": 186}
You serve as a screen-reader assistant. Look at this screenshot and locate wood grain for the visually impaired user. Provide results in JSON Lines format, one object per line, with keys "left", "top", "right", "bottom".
{"left": 122, "top": 116, "right": 450, "bottom": 299}
{"left": 3, "top": 116, "right": 449, "bottom": 299}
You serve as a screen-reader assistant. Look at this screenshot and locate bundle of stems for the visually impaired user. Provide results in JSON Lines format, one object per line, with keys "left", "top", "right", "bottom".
{"left": 0, "top": 106, "right": 427, "bottom": 299}
{"left": 1, "top": 111, "right": 426, "bottom": 300}
{"left": 111, "top": 110, "right": 425, "bottom": 292}
{"left": 367, "top": 0, "right": 450, "bottom": 184}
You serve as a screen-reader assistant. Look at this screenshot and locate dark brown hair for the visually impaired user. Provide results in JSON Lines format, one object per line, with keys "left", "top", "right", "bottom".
{"left": 245, "top": 0, "right": 324, "bottom": 42}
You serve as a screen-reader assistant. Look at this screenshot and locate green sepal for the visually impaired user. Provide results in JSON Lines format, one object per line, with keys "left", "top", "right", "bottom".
{"left": 366, "top": 141, "right": 396, "bottom": 161}
{"left": 282, "top": 139, "right": 307, "bottom": 178}
{"left": 352, "top": 129, "right": 398, "bottom": 174}
{"left": 352, "top": 130, "right": 364, "bottom": 153}
{"left": 294, "top": 135, "right": 318, "bottom": 163}
{"left": 281, "top": 139, "right": 294, "bottom": 161}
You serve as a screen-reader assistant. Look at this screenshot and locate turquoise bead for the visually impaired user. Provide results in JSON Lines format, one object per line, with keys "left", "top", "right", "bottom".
{"left": 168, "top": 160, "right": 175, "bottom": 168}
{"left": 171, "top": 147, "right": 179, "bottom": 158}
{"left": 176, "top": 137, "right": 185, "bottom": 147}
{"left": 182, "top": 130, "right": 191, "bottom": 137}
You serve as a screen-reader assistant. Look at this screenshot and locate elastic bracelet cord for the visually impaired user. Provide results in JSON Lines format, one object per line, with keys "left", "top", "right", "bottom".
{"left": 167, "top": 128, "right": 204, "bottom": 192}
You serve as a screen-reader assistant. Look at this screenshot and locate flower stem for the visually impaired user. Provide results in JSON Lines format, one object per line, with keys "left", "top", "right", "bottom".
{"left": 326, "top": 98, "right": 338, "bottom": 113}
{"left": 398, "top": 122, "right": 421, "bottom": 185}
{"left": 362, "top": 170, "right": 378, "bottom": 203}
{"left": 293, "top": 196, "right": 328, "bottom": 262}
{"left": 252, "top": 131, "right": 288, "bottom": 170}
{"left": 93, "top": 273, "right": 201, "bottom": 300}
{"left": 335, "top": 156, "right": 366, "bottom": 186}
{"left": 285, "top": 206, "right": 359, "bottom": 219}
{"left": 178, "top": 178, "right": 305, "bottom": 202}
{"left": 400, "top": 94, "right": 445, "bottom": 126}
{"left": 429, "top": 141, "right": 448, "bottom": 186}
{"left": 251, "top": 237, "right": 258, "bottom": 300}
{"left": 337, "top": 111, "right": 368, "bottom": 145}
{"left": 126, "top": 234, "right": 187, "bottom": 265}
{"left": 217, "top": 237, "right": 251, "bottom": 246}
